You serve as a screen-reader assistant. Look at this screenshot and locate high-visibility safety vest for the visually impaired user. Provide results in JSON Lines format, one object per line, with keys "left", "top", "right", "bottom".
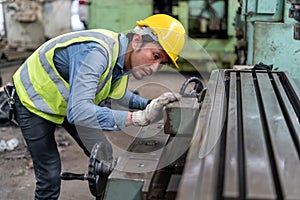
{"left": 13, "top": 29, "right": 128, "bottom": 124}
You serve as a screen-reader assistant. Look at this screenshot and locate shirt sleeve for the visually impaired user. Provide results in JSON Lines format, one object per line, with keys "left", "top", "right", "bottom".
{"left": 115, "top": 89, "right": 149, "bottom": 110}
{"left": 66, "top": 42, "right": 128, "bottom": 130}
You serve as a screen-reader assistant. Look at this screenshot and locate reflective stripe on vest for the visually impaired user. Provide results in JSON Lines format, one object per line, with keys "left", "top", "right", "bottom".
{"left": 13, "top": 30, "right": 127, "bottom": 124}
{"left": 108, "top": 75, "right": 129, "bottom": 99}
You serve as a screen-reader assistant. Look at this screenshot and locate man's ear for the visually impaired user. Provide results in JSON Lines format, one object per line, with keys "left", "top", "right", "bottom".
{"left": 132, "top": 34, "right": 142, "bottom": 50}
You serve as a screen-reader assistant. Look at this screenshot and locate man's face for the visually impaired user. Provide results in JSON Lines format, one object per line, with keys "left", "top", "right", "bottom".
{"left": 128, "top": 36, "right": 170, "bottom": 80}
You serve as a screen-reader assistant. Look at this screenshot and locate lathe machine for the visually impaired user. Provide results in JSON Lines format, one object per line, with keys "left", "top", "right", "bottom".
{"left": 62, "top": 68, "right": 300, "bottom": 200}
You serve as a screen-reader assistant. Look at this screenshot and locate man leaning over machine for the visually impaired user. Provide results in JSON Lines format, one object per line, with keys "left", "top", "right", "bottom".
{"left": 10, "top": 14, "right": 186, "bottom": 199}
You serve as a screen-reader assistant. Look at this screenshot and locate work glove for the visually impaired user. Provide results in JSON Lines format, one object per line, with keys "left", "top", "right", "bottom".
{"left": 132, "top": 92, "right": 181, "bottom": 126}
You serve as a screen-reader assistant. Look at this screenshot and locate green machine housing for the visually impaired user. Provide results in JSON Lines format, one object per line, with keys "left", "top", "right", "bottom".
{"left": 235, "top": 0, "right": 300, "bottom": 80}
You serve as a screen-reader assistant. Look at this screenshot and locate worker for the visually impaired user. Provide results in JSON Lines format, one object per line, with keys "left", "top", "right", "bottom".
{"left": 11, "top": 14, "right": 185, "bottom": 199}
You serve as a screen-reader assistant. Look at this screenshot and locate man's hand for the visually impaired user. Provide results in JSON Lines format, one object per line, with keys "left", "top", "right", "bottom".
{"left": 131, "top": 92, "right": 181, "bottom": 126}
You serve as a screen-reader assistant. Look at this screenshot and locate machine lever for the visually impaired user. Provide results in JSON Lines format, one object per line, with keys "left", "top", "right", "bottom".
{"left": 61, "top": 172, "right": 93, "bottom": 181}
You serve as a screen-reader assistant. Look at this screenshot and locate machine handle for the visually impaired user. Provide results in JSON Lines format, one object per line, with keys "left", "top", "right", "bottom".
{"left": 60, "top": 172, "right": 87, "bottom": 181}
{"left": 180, "top": 77, "right": 204, "bottom": 97}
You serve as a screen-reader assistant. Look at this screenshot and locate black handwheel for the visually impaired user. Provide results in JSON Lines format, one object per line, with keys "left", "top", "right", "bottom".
{"left": 180, "top": 77, "right": 204, "bottom": 97}
{"left": 61, "top": 142, "right": 113, "bottom": 199}
{"left": 88, "top": 142, "right": 113, "bottom": 198}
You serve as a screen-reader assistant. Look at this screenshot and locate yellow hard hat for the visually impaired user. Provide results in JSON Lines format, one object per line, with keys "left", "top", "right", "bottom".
{"left": 136, "top": 14, "right": 186, "bottom": 68}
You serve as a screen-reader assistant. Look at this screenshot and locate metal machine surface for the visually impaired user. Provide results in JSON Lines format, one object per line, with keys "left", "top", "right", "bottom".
{"left": 60, "top": 69, "right": 299, "bottom": 200}
{"left": 177, "top": 69, "right": 300, "bottom": 199}
{"left": 104, "top": 97, "right": 201, "bottom": 200}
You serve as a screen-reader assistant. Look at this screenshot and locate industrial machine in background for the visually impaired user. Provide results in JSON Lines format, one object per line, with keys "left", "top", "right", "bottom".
{"left": 78, "top": 0, "right": 300, "bottom": 79}
{"left": 0, "top": 0, "right": 71, "bottom": 61}
{"left": 235, "top": 0, "right": 300, "bottom": 79}
{"left": 78, "top": 0, "right": 239, "bottom": 72}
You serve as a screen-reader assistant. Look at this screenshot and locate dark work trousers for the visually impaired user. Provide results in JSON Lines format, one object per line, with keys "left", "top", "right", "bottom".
{"left": 13, "top": 92, "right": 113, "bottom": 200}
